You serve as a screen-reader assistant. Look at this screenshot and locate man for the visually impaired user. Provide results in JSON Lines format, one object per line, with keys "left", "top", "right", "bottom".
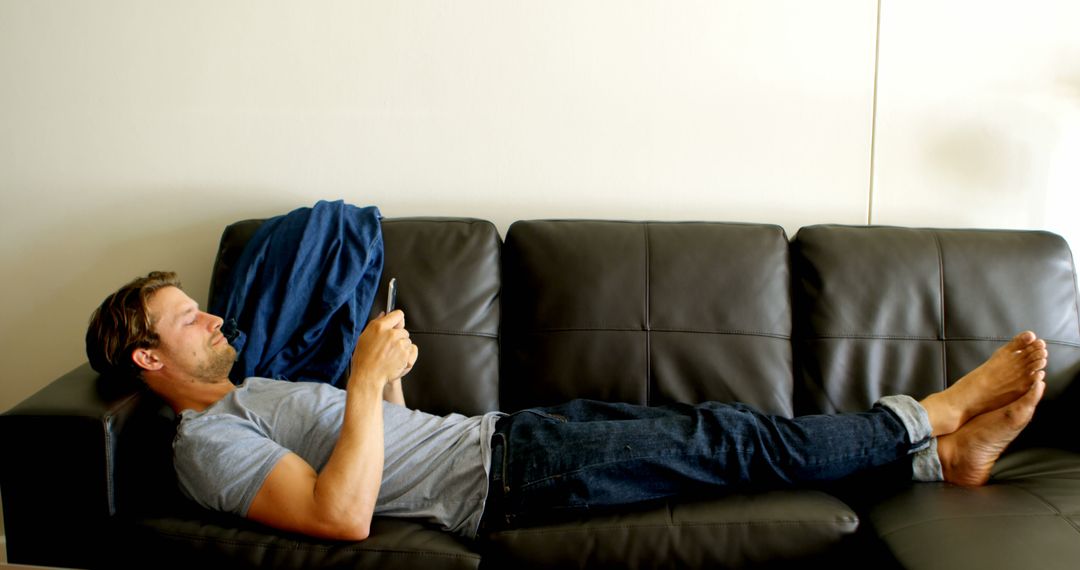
{"left": 86, "top": 272, "right": 1049, "bottom": 541}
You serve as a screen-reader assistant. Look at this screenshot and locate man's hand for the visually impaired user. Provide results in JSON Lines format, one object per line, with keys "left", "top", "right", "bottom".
{"left": 350, "top": 310, "right": 417, "bottom": 392}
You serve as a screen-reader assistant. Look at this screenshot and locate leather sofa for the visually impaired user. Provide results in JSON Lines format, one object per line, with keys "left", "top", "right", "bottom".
{"left": 3, "top": 217, "right": 1080, "bottom": 569}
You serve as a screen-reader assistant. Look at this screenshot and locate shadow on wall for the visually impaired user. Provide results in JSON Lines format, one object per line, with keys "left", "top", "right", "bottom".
{"left": 924, "top": 109, "right": 1058, "bottom": 228}
{"left": 1054, "top": 58, "right": 1080, "bottom": 102}
{"left": 924, "top": 63, "right": 1080, "bottom": 223}
{"left": 926, "top": 122, "right": 1030, "bottom": 192}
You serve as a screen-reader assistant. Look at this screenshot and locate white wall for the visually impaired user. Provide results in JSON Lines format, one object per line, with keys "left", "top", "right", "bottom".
{"left": 873, "top": 0, "right": 1080, "bottom": 234}
{"left": 1, "top": 0, "right": 1077, "bottom": 422}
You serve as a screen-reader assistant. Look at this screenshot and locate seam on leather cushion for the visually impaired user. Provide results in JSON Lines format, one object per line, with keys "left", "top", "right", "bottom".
{"left": 147, "top": 527, "right": 481, "bottom": 559}
{"left": 517, "top": 327, "right": 789, "bottom": 339}
{"left": 410, "top": 330, "right": 499, "bottom": 339}
{"left": 492, "top": 518, "right": 858, "bottom": 537}
{"left": 878, "top": 512, "right": 1079, "bottom": 539}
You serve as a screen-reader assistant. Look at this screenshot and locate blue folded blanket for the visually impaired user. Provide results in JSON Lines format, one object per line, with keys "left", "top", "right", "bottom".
{"left": 209, "top": 200, "right": 384, "bottom": 385}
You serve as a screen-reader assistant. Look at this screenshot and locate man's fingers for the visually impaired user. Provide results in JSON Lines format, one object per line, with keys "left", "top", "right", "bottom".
{"left": 398, "top": 345, "right": 419, "bottom": 379}
{"left": 394, "top": 335, "right": 415, "bottom": 359}
{"left": 378, "top": 309, "right": 405, "bottom": 327}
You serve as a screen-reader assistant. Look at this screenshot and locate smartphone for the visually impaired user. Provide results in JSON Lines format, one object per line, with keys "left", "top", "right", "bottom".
{"left": 386, "top": 277, "right": 398, "bottom": 312}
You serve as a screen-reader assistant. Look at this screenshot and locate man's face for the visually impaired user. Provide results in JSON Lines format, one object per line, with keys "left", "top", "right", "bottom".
{"left": 145, "top": 286, "right": 236, "bottom": 383}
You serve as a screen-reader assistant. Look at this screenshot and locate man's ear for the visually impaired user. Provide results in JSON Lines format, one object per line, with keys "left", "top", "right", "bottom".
{"left": 131, "top": 348, "right": 163, "bottom": 372}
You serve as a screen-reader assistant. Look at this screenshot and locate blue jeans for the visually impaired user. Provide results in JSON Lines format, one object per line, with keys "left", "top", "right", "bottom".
{"left": 483, "top": 399, "right": 918, "bottom": 529}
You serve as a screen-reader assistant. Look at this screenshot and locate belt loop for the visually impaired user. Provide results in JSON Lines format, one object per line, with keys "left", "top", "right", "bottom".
{"left": 483, "top": 431, "right": 513, "bottom": 531}
{"left": 500, "top": 433, "right": 510, "bottom": 495}
{"left": 492, "top": 432, "right": 509, "bottom": 493}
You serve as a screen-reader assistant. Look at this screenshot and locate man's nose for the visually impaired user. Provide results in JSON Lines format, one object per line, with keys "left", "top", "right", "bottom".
{"left": 205, "top": 312, "right": 224, "bottom": 331}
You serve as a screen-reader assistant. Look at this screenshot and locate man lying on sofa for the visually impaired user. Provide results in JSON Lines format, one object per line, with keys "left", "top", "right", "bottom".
{"left": 86, "top": 271, "right": 1049, "bottom": 542}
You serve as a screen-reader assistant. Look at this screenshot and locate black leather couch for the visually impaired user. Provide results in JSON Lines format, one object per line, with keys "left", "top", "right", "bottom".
{"left": 4, "top": 217, "right": 1080, "bottom": 569}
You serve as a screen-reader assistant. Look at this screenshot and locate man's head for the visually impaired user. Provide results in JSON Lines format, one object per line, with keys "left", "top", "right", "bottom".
{"left": 86, "top": 271, "right": 236, "bottom": 390}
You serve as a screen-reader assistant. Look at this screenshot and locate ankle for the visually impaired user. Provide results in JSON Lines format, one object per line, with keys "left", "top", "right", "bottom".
{"left": 920, "top": 392, "right": 963, "bottom": 437}
{"left": 936, "top": 436, "right": 961, "bottom": 483}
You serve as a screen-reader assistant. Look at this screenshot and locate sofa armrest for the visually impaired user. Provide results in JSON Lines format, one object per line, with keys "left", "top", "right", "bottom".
{"left": 0, "top": 363, "right": 143, "bottom": 568}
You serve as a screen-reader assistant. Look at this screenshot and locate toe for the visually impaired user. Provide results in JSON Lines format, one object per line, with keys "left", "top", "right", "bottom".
{"left": 1016, "top": 331, "right": 1038, "bottom": 345}
{"left": 1022, "top": 379, "right": 1047, "bottom": 407}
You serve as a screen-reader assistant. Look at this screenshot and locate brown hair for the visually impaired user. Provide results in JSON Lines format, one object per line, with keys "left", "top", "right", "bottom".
{"left": 85, "top": 271, "right": 182, "bottom": 383}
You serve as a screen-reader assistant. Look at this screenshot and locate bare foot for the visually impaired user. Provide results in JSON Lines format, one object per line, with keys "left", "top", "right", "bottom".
{"left": 920, "top": 332, "right": 1047, "bottom": 436}
{"left": 937, "top": 379, "right": 1045, "bottom": 486}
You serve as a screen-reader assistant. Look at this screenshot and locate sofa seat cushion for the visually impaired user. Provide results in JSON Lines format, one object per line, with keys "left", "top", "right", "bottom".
{"left": 482, "top": 490, "right": 858, "bottom": 569}
{"left": 865, "top": 448, "right": 1080, "bottom": 570}
{"left": 128, "top": 512, "right": 482, "bottom": 570}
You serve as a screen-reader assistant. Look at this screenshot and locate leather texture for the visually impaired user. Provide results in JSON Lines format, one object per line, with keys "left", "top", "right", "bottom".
{"left": 501, "top": 220, "right": 794, "bottom": 416}
{"left": 0, "top": 363, "right": 140, "bottom": 569}
{"left": 128, "top": 512, "right": 481, "bottom": 570}
{"left": 791, "top": 225, "right": 1080, "bottom": 415}
{"left": 865, "top": 448, "right": 1080, "bottom": 570}
{"left": 483, "top": 490, "right": 858, "bottom": 569}
{"left": 3, "top": 219, "right": 1080, "bottom": 570}
{"left": 376, "top": 218, "right": 501, "bottom": 417}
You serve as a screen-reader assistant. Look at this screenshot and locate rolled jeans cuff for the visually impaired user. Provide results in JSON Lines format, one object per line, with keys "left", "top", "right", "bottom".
{"left": 876, "top": 394, "right": 943, "bottom": 482}
{"left": 910, "top": 438, "right": 943, "bottom": 482}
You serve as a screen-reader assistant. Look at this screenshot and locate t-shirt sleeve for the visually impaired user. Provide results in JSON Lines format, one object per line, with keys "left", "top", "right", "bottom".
{"left": 173, "top": 415, "right": 291, "bottom": 516}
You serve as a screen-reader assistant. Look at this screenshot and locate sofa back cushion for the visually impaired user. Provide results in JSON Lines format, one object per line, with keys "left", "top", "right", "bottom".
{"left": 210, "top": 217, "right": 502, "bottom": 416}
{"left": 500, "top": 220, "right": 794, "bottom": 415}
{"left": 790, "top": 225, "right": 1080, "bottom": 415}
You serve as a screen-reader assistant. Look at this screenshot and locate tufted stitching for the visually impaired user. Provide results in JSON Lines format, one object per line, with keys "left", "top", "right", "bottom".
{"left": 1005, "top": 481, "right": 1080, "bottom": 534}
{"left": 521, "top": 327, "right": 790, "bottom": 339}
{"left": 799, "top": 334, "right": 1080, "bottom": 348}
{"left": 933, "top": 230, "right": 948, "bottom": 391}
{"left": 878, "top": 512, "right": 1077, "bottom": 539}
{"left": 101, "top": 390, "right": 143, "bottom": 516}
{"left": 147, "top": 527, "right": 482, "bottom": 560}
{"left": 644, "top": 223, "right": 653, "bottom": 405}
{"left": 491, "top": 517, "right": 860, "bottom": 537}
{"left": 410, "top": 330, "right": 498, "bottom": 339}
{"left": 1068, "top": 243, "right": 1080, "bottom": 340}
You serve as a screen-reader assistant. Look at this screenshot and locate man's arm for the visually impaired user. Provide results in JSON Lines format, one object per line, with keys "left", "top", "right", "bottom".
{"left": 245, "top": 311, "right": 417, "bottom": 541}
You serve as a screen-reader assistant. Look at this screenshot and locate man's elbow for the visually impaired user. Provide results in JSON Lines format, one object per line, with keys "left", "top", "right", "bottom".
{"left": 316, "top": 519, "right": 370, "bottom": 542}
{"left": 337, "top": 522, "right": 370, "bottom": 542}
{"left": 310, "top": 498, "right": 375, "bottom": 541}
{"left": 324, "top": 512, "right": 371, "bottom": 542}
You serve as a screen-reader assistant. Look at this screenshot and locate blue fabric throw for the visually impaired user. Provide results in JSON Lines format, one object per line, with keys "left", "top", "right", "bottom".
{"left": 209, "top": 200, "right": 384, "bottom": 386}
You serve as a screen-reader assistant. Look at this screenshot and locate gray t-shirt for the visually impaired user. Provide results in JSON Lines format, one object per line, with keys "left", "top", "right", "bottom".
{"left": 173, "top": 377, "right": 503, "bottom": 538}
